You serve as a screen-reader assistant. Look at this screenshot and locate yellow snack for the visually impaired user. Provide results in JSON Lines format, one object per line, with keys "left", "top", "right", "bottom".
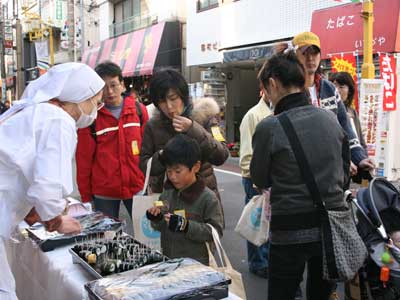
{"left": 154, "top": 201, "right": 164, "bottom": 207}
{"left": 87, "top": 253, "right": 97, "bottom": 265}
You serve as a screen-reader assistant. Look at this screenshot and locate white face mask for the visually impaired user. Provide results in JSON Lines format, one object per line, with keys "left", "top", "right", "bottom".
{"left": 76, "top": 100, "right": 97, "bottom": 129}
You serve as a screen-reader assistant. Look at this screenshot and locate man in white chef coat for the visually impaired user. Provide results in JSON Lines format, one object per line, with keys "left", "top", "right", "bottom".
{"left": 0, "top": 63, "right": 105, "bottom": 300}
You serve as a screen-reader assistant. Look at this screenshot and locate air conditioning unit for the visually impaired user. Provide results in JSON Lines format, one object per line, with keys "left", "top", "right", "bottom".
{"left": 201, "top": 70, "right": 225, "bottom": 82}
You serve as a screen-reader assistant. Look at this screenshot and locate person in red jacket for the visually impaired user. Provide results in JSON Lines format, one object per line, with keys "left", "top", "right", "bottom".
{"left": 76, "top": 61, "right": 149, "bottom": 218}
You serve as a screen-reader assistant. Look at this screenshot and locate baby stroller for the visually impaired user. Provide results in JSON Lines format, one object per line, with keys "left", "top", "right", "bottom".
{"left": 346, "top": 177, "right": 400, "bottom": 300}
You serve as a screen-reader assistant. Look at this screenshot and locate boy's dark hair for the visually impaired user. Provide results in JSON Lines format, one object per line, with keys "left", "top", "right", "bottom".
{"left": 149, "top": 69, "right": 189, "bottom": 107}
{"left": 330, "top": 71, "right": 355, "bottom": 108}
{"left": 258, "top": 50, "right": 306, "bottom": 91}
{"left": 160, "top": 134, "right": 201, "bottom": 170}
{"left": 95, "top": 61, "right": 123, "bottom": 82}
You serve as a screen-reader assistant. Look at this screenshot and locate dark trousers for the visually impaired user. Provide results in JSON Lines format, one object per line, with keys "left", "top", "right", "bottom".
{"left": 268, "top": 242, "right": 334, "bottom": 300}
{"left": 242, "top": 177, "right": 269, "bottom": 271}
{"left": 93, "top": 196, "right": 132, "bottom": 219}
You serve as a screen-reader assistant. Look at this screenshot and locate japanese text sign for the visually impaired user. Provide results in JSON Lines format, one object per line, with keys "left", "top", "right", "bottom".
{"left": 380, "top": 55, "right": 397, "bottom": 111}
{"left": 311, "top": 0, "right": 400, "bottom": 58}
{"left": 359, "top": 79, "right": 384, "bottom": 158}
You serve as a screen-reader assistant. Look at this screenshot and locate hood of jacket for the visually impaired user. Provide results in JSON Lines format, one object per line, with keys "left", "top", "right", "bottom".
{"left": 191, "top": 97, "right": 220, "bottom": 126}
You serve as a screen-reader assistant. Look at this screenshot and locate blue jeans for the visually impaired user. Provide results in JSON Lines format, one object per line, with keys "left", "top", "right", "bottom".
{"left": 93, "top": 196, "right": 132, "bottom": 219}
{"left": 242, "top": 177, "right": 269, "bottom": 271}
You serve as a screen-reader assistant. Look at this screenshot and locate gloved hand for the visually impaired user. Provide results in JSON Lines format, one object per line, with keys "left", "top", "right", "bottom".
{"left": 146, "top": 207, "right": 164, "bottom": 221}
{"left": 168, "top": 214, "right": 188, "bottom": 232}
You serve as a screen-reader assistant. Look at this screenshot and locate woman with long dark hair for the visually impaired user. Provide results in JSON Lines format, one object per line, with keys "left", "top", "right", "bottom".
{"left": 330, "top": 71, "right": 367, "bottom": 150}
{"left": 251, "top": 50, "right": 350, "bottom": 300}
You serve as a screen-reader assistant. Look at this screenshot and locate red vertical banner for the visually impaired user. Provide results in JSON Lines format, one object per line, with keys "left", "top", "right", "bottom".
{"left": 330, "top": 54, "right": 359, "bottom": 111}
{"left": 380, "top": 55, "right": 397, "bottom": 111}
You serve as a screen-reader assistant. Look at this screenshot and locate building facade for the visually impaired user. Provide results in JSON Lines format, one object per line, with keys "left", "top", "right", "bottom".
{"left": 186, "top": 0, "right": 343, "bottom": 141}
{"left": 83, "top": 0, "right": 186, "bottom": 104}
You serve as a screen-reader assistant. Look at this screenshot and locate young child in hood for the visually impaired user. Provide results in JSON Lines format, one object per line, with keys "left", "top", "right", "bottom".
{"left": 146, "top": 134, "right": 223, "bottom": 265}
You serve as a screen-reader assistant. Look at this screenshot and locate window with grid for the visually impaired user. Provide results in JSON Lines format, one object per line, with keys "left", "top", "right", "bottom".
{"left": 197, "top": 0, "right": 238, "bottom": 12}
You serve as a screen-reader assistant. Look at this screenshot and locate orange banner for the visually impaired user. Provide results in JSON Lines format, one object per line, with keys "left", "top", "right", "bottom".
{"left": 330, "top": 54, "right": 359, "bottom": 111}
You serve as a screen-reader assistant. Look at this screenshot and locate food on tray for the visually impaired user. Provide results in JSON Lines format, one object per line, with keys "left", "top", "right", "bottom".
{"left": 28, "top": 212, "right": 122, "bottom": 240}
{"left": 72, "top": 234, "right": 165, "bottom": 276}
{"left": 27, "top": 212, "right": 123, "bottom": 251}
{"left": 85, "top": 258, "right": 230, "bottom": 300}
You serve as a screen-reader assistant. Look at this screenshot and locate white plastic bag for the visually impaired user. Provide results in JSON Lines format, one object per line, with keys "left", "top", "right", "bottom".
{"left": 132, "top": 158, "right": 161, "bottom": 251}
{"left": 234, "top": 190, "right": 270, "bottom": 246}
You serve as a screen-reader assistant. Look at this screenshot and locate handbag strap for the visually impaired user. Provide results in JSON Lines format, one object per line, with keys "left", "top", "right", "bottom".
{"left": 140, "top": 157, "right": 153, "bottom": 195}
{"left": 277, "top": 113, "right": 323, "bottom": 209}
{"left": 207, "top": 224, "right": 233, "bottom": 269}
{"left": 277, "top": 112, "right": 338, "bottom": 279}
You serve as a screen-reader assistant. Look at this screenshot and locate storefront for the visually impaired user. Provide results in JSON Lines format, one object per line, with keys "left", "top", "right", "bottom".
{"left": 82, "top": 21, "right": 182, "bottom": 104}
{"left": 220, "top": 42, "right": 281, "bottom": 142}
{"left": 311, "top": 0, "right": 400, "bottom": 181}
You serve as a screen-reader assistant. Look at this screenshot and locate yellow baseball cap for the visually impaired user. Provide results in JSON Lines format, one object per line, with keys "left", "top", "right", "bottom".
{"left": 292, "top": 31, "right": 321, "bottom": 51}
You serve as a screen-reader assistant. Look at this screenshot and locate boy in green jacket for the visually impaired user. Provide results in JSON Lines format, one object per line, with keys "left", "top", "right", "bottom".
{"left": 146, "top": 134, "right": 223, "bottom": 265}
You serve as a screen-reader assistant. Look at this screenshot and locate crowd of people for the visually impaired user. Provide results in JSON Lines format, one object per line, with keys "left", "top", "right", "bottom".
{"left": 0, "top": 30, "right": 374, "bottom": 300}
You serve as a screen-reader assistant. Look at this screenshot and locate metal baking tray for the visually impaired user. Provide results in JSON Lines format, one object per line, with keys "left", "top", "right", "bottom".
{"left": 70, "top": 248, "right": 103, "bottom": 278}
{"left": 69, "top": 234, "right": 167, "bottom": 279}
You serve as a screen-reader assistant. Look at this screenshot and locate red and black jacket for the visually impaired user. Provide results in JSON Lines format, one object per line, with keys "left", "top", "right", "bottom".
{"left": 76, "top": 95, "right": 148, "bottom": 202}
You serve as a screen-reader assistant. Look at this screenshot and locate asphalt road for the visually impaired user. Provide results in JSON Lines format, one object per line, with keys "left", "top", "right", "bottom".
{"left": 213, "top": 166, "right": 268, "bottom": 300}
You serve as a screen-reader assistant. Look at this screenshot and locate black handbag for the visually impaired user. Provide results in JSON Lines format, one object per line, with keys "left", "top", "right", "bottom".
{"left": 278, "top": 113, "right": 367, "bottom": 281}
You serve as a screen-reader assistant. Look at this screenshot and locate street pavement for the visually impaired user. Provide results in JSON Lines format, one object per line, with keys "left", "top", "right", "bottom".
{"left": 214, "top": 160, "right": 268, "bottom": 300}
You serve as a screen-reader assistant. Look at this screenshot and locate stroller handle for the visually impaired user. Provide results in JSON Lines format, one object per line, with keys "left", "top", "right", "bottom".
{"left": 344, "top": 190, "right": 353, "bottom": 203}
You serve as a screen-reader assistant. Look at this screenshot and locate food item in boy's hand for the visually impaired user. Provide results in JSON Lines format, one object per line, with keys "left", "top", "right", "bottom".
{"left": 168, "top": 214, "right": 188, "bottom": 232}
{"left": 154, "top": 200, "right": 164, "bottom": 207}
{"left": 154, "top": 200, "right": 169, "bottom": 214}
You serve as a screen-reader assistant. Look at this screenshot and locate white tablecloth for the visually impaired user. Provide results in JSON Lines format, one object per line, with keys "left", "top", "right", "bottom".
{"left": 6, "top": 237, "right": 240, "bottom": 300}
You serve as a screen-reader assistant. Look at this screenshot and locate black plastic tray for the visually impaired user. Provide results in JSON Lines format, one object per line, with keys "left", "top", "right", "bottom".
{"left": 85, "top": 283, "right": 229, "bottom": 300}
{"left": 27, "top": 212, "right": 123, "bottom": 252}
{"left": 84, "top": 258, "right": 231, "bottom": 300}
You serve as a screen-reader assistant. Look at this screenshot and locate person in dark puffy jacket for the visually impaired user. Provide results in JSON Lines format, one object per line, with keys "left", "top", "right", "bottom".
{"left": 139, "top": 70, "right": 229, "bottom": 221}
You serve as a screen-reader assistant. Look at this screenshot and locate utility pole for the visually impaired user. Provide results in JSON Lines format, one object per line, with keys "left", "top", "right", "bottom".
{"left": 80, "top": 0, "right": 85, "bottom": 56}
{"left": 0, "top": 5, "right": 7, "bottom": 102}
{"left": 15, "top": 18, "right": 24, "bottom": 98}
{"left": 67, "top": 0, "right": 75, "bottom": 61}
{"left": 361, "top": 0, "right": 375, "bottom": 79}
{"left": 12, "top": 0, "right": 24, "bottom": 99}
{"left": 49, "top": 25, "right": 54, "bottom": 65}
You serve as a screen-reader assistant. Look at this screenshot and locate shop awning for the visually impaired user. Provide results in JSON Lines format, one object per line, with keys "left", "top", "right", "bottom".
{"left": 311, "top": 0, "right": 400, "bottom": 59}
{"left": 223, "top": 44, "right": 275, "bottom": 63}
{"left": 82, "top": 22, "right": 166, "bottom": 76}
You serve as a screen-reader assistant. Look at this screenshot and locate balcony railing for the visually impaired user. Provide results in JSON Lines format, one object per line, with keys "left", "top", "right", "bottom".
{"left": 109, "top": 14, "right": 156, "bottom": 37}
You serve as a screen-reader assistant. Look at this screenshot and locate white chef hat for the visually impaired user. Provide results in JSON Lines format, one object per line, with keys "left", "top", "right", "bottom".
{"left": 0, "top": 62, "right": 105, "bottom": 122}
